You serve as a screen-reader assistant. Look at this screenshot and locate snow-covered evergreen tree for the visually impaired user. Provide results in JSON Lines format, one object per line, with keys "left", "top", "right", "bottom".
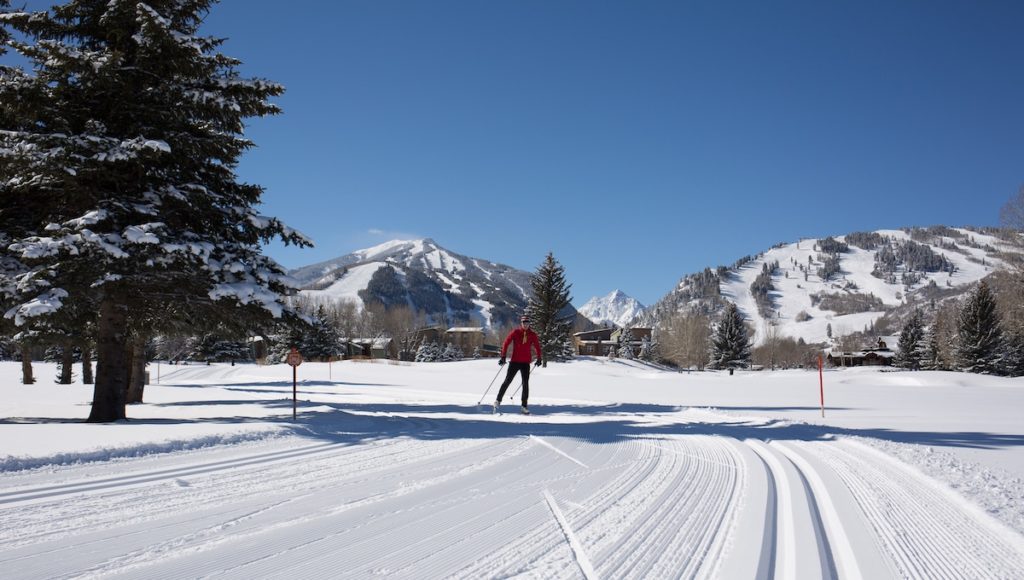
{"left": 440, "top": 343, "right": 463, "bottom": 362}
{"left": 188, "top": 334, "right": 250, "bottom": 363}
{"left": 0, "top": 1, "right": 310, "bottom": 421}
{"left": 618, "top": 327, "right": 635, "bottom": 359}
{"left": 415, "top": 341, "right": 441, "bottom": 362}
{"left": 1002, "top": 329, "right": 1024, "bottom": 377}
{"left": 300, "top": 306, "right": 342, "bottom": 361}
{"left": 895, "top": 308, "right": 926, "bottom": 370}
{"left": 639, "top": 335, "right": 657, "bottom": 362}
{"left": 527, "top": 253, "right": 574, "bottom": 364}
{"left": 267, "top": 323, "right": 307, "bottom": 364}
{"left": 709, "top": 301, "right": 751, "bottom": 370}
{"left": 955, "top": 281, "right": 1004, "bottom": 374}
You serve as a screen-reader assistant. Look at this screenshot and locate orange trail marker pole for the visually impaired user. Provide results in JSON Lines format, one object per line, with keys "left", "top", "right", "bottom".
{"left": 818, "top": 353, "right": 825, "bottom": 418}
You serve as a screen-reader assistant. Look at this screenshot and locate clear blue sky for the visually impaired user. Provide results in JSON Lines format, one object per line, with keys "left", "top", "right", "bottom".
{"left": 158, "top": 2, "right": 1024, "bottom": 305}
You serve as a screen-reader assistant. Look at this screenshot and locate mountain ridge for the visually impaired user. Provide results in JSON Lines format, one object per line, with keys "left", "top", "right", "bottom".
{"left": 288, "top": 226, "right": 1023, "bottom": 345}
{"left": 291, "top": 238, "right": 538, "bottom": 329}
{"left": 647, "top": 226, "right": 1024, "bottom": 346}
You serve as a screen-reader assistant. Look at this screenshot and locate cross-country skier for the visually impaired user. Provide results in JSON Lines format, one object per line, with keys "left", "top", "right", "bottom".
{"left": 495, "top": 315, "right": 543, "bottom": 414}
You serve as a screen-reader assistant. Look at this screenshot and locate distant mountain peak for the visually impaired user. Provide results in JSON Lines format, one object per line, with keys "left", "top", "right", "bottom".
{"left": 287, "top": 238, "right": 571, "bottom": 330}
{"left": 579, "top": 289, "right": 646, "bottom": 327}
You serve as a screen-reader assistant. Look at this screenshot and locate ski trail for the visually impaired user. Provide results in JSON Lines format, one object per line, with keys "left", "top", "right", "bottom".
{"left": 718, "top": 439, "right": 773, "bottom": 580}
{"left": 0, "top": 437, "right": 518, "bottom": 578}
{"left": 772, "top": 441, "right": 862, "bottom": 579}
{"left": 530, "top": 435, "right": 590, "bottom": 468}
{"left": 745, "top": 439, "right": 835, "bottom": 579}
{"left": 806, "top": 438, "right": 1024, "bottom": 579}
{"left": 544, "top": 490, "right": 599, "bottom": 580}
{"left": 583, "top": 435, "right": 742, "bottom": 578}
{"left": 451, "top": 434, "right": 743, "bottom": 578}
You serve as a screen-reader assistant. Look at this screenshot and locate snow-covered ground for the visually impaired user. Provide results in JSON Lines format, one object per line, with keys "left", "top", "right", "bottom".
{"left": 2, "top": 359, "right": 1024, "bottom": 578}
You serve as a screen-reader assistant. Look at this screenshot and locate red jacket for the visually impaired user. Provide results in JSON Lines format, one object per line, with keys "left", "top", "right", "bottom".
{"left": 501, "top": 327, "right": 542, "bottom": 363}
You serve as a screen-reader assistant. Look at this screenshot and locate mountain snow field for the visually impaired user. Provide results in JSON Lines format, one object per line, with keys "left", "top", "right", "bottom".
{"left": 577, "top": 290, "right": 647, "bottom": 328}
{"left": 2, "top": 359, "right": 1024, "bottom": 578}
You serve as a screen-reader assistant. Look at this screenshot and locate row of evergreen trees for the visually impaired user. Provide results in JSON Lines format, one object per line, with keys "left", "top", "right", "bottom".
{"left": 894, "top": 280, "right": 1023, "bottom": 376}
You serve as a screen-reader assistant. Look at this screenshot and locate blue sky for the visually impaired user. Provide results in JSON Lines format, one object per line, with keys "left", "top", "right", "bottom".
{"left": 54, "top": 1, "right": 1024, "bottom": 306}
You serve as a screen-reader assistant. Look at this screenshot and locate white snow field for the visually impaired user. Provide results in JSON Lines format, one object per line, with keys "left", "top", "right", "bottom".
{"left": 2, "top": 359, "right": 1024, "bottom": 579}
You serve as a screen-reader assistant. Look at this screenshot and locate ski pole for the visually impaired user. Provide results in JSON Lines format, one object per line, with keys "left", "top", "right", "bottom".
{"left": 509, "top": 363, "right": 540, "bottom": 400}
{"left": 476, "top": 365, "right": 505, "bottom": 405}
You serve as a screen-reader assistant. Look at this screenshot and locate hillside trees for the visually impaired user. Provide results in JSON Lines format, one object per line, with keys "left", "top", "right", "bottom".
{"left": 0, "top": 1, "right": 309, "bottom": 421}
{"left": 750, "top": 261, "right": 778, "bottom": 318}
{"left": 527, "top": 253, "right": 574, "bottom": 364}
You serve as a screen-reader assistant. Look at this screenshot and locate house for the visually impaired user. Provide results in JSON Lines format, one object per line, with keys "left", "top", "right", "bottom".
{"left": 346, "top": 337, "right": 398, "bottom": 360}
{"left": 446, "top": 327, "right": 486, "bottom": 355}
{"left": 611, "top": 328, "right": 653, "bottom": 356}
{"left": 413, "top": 325, "right": 447, "bottom": 345}
{"left": 574, "top": 327, "right": 653, "bottom": 356}
{"left": 573, "top": 328, "right": 615, "bottom": 356}
{"left": 826, "top": 338, "right": 895, "bottom": 367}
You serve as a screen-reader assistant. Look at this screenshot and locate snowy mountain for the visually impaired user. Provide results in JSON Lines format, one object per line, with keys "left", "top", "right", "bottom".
{"left": 649, "top": 226, "right": 1024, "bottom": 346}
{"left": 290, "top": 239, "right": 536, "bottom": 328}
{"left": 578, "top": 290, "right": 647, "bottom": 327}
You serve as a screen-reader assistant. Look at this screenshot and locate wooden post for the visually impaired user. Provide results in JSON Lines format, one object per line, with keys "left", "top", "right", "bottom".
{"left": 286, "top": 347, "right": 303, "bottom": 421}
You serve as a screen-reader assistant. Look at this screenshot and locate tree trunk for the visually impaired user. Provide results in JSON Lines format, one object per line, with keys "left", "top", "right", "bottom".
{"left": 126, "top": 334, "right": 147, "bottom": 404}
{"left": 59, "top": 341, "right": 74, "bottom": 384}
{"left": 20, "top": 344, "right": 34, "bottom": 385}
{"left": 88, "top": 294, "right": 129, "bottom": 422}
{"left": 82, "top": 344, "right": 94, "bottom": 384}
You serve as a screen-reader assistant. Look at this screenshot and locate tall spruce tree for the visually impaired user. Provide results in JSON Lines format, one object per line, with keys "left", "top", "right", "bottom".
{"left": 895, "top": 308, "right": 926, "bottom": 370}
{"left": 526, "top": 253, "right": 574, "bottom": 364}
{"left": 0, "top": 1, "right": 310, "bottom": 421}
{"left": 955, "top": 281, "right": 1004, "bottom": 374}
{"left": 709, "top": 301, "right": 751, "bottom": 370}
{"left": 300, "top": 306, "right": 342, "bottom": 361}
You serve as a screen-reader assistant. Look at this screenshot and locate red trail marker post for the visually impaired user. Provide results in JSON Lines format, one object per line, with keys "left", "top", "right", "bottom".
{"left": 286, "top": 347, "right": 303, "bottom": 420}
{"left": 818, "top": 353, "right": 825, "bottom": 418}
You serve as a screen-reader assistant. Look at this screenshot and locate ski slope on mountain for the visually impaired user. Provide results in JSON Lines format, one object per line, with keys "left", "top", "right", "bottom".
{"left": 2, "top": 360, "right": 1024, "bottom": 578}
{"left": 711, "top": 227, "right": 1024, "bottom": 345}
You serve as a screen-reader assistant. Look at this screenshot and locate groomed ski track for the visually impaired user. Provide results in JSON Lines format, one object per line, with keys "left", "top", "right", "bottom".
{"left": 3, "top": 366, "right": 1024, "bottom": 578}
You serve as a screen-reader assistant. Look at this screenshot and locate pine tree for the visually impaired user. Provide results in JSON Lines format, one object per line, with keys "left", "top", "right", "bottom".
{"left": 0, "top": 2, "right": 309, "bottom": 421}
{"left": 709, "top": 301, "right": 751, "bottom": 370}
{"left": 894, "top": 308, "right": 926, "bottom": 370}
{"left": 300, "top": 306, "right": 342, "bottom": 361}
{"left": 617, "top": 327, "right": 635, "bottom": 359}
{"left": 527, "top": 253, "right": 574, "bottom": 364}
{"left": 440, "top": 342, "right": 463, "bottom": 362}
{"left": 415, "top": 341, "right": 441, "bottom": 362}
{"left": 267, "top": 322, "right": 307, "bottom": 364}
{"left": 955, "top": 281, "right": 1004, "bottom": 374}
{"left": 639, "top": 335, "right": 656, "bottom": 361}
{"left": 188, "top": 334, "right": 249, "bottom": 362}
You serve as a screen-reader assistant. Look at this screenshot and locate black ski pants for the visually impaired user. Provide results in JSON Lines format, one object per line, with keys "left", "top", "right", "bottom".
{"left": 496, "top": 362, "right": 530, "bottom": 406}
